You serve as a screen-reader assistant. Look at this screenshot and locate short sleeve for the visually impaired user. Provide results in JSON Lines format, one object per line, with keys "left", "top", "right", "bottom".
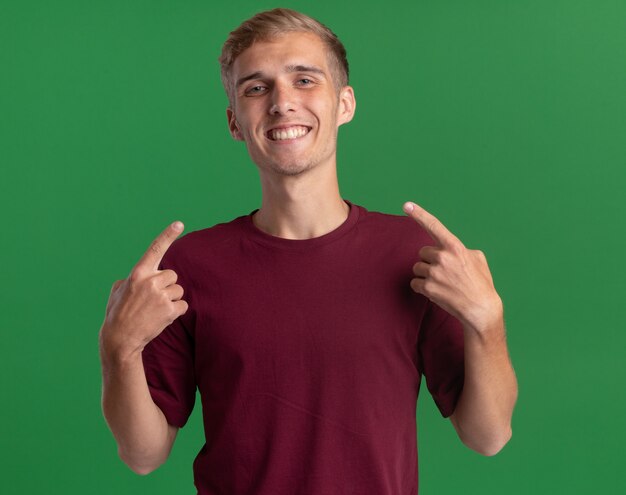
{"left": 142, "top": 316, "right": 196, "bottom": 428}
{"left": 418, "top": 301, "right": 465, "bottom": 418}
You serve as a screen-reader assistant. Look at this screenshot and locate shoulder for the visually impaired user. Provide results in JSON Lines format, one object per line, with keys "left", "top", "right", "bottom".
{"left": 161, "top": 213, "right": 249, "bottom": 267}
{"left": 356, "top": 204, "right": 433, "bottom": 245}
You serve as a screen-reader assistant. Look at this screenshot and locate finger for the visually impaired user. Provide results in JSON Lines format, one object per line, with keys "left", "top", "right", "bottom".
{"left": 110, "top": 279, "right": 125, "bottom": 294}
{"left": 164, "top": 283, "right": 184, "bottom": 301}
{"left": 410, "top": 277, "right": 426, "bottom": 295}
{"left": 410, "top": 276, "right": 440, "bottom": 299}
{"left": 172, "top": 299, "right": 189, "bottom": 317}
{"left": 155, "top": 269, "right": 178, "bottom": 288}
{"left": 135, "top": 221, "right": 184, "bottom": 273}
{"left": 418, "top": 245, "right": 441, "bottom": 264}
{"left": 412, "top": 261, "right": 431, "bottom": 278}
{"left": 402, "top": 202, "right": 461, "bottom": 249}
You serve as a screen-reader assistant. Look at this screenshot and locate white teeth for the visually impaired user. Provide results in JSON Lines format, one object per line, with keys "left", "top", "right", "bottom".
{"left": 270, "top": 126, "right": 309, "bottom": 141}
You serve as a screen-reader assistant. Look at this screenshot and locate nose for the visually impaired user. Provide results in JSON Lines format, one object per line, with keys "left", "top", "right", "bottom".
{"left": 268, "top": 81, "right": 296, "bottom": 115}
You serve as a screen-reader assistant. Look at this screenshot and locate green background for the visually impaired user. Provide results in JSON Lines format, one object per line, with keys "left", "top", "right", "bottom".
{"left": 2, "top": 0, "right": 624, "bottom": 493}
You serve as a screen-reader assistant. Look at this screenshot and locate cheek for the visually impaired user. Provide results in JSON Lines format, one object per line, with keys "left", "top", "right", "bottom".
{"left": 312, "top": 105, "right": 335, "bottom": 131}
{"left": 236, "top": 119, "right": 259, "bottom": 142}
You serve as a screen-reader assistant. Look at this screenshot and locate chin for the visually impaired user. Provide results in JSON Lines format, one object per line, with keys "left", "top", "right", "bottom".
{"left": 258, "top": 158, "right": 315, "bottom": 177}
{"left": 270, "top": 164, "right": 313, "bottom": 177}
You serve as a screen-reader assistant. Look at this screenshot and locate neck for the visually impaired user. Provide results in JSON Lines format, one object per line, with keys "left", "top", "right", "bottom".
{"left": 252, "top": 160, "right": 349, "bottom": 240}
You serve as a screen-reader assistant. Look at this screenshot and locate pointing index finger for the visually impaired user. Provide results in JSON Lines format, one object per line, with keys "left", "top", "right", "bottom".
{"left": 402, "top": 201, "right": 460, "bottom": 248}
{"left": 136, "top": 221, "right": 184, "bottom": 273}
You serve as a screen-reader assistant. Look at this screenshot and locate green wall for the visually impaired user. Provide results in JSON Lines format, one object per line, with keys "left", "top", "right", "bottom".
{"left": 2, "top": 0, "right": 624, "bottom": 493}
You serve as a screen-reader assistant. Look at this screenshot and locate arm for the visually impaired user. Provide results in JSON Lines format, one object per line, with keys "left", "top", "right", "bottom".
{"left": 449, "top": 306, "right": 518, "bottom": 456}
{"left": 403, "top": 201, "right": 518, "bottom": 455}
{"left": 99, "top": 221, "right": 188, "bottom": 474}
{"left": 100, "top": 337, "right": 179, "bottom": 474}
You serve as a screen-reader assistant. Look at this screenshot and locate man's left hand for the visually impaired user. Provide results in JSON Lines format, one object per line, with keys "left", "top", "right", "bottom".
{"left": 403, "top": 201, "right": 503, "bottom": 334}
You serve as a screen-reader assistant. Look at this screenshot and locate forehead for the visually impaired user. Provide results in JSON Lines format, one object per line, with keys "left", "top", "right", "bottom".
{"left": 232, "top": 31, "right": 330, "bottom": 78}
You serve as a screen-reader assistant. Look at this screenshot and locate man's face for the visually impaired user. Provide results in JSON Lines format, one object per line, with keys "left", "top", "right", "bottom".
{"left": 226, "top": 31, "right": 355, "bottom": 177}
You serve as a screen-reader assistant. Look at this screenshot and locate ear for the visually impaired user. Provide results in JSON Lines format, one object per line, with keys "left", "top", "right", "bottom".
{"left": 226, "top": 107, "right": 244, "bottom": 141}
{"left": 336, "top": 86, "right": 356, "bottom": 127}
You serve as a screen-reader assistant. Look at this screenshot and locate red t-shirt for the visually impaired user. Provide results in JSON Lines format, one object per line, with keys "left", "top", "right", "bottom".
{"left": 142, "top": 199, "right": 465, "bottom": 494}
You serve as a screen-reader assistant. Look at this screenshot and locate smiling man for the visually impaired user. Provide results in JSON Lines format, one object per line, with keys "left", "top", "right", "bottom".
{"left": 99, "top": 8, "right": 518, "bottom": 495}
{"left": 224, "top": 27, "right": 355, "bottom": 236}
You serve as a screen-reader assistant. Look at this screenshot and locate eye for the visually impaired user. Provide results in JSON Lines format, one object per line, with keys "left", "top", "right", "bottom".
{"left": 245, "top": 85, "right": 266, "bottom": 95}
{"left": 297, "top": 78, "right": 312, "bottom": 85}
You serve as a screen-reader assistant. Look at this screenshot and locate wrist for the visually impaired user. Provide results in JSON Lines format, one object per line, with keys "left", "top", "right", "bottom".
{"left": 464, "top": 296, "right": 505, "bottom": 341}
{"left": 99, "top": 324, "right": 145, "bottom": 369}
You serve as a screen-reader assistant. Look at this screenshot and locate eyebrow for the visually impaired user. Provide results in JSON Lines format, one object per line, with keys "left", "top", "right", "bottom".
{"left": 235, "top": 65, "right": 327, "bottom": 88}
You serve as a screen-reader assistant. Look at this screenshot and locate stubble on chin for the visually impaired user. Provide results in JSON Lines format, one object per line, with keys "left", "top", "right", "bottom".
{"left": 247, "top": 145, "right": 315, "bottom": 177}
{"left": 264, "top": 159, "right": 315, "bottom": 177}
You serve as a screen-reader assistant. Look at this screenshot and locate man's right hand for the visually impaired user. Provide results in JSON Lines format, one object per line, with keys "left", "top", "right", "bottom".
{"left": 100, "top": 221, "right": 188, "bottom": 361}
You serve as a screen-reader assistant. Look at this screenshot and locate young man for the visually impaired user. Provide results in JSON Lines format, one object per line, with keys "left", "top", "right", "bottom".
{"left": 99, "top": 8, "right": 518, "bottom": 494}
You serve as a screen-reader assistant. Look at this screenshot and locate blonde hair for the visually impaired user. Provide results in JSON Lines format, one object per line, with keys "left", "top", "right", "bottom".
{"left": 219, "top": 8, "right": 349, "bottom": 107}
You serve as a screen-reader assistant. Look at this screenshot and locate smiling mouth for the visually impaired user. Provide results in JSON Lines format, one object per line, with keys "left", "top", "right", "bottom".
{"left": 266, "top": 125, "right": 311, "bottom": 141}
